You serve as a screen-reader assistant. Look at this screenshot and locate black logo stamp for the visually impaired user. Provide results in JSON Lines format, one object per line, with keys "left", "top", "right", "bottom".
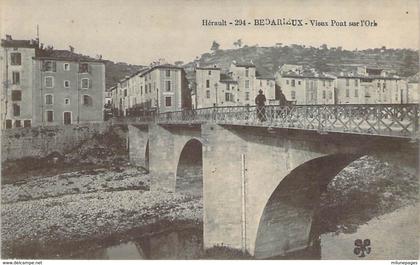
{"left": 354, "top": 239, "right": 371, "bottom": 257}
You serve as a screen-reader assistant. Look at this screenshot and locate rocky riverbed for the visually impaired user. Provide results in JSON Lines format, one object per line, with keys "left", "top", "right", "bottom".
{"left": 1, "top": 167, "right": 202, "bottom": 259}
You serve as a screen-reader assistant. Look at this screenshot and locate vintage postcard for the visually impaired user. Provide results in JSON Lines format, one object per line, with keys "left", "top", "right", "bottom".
{"left": 0, "top": 0, "right": 419, "bottom": 263}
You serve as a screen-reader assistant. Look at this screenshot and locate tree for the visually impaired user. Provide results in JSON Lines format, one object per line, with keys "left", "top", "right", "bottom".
{"left": 174, "top": 61, "right": 184, "bottom": 66}
{"left": 210, "top": 41, "right": 220, "bottom": 52}
{"left": 233, "top": 39, "right": 243, "bottom": 48}
{"left": 320, "top": 44, "right": 328, "bottom": 50}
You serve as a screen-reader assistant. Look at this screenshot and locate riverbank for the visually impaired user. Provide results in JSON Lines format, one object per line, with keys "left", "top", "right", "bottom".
{"left": 1, "top": 167, "right": 202, "bottom": 259}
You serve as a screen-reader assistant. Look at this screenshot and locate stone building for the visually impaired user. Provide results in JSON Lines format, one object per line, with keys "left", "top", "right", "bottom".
{"left": 1, "top": 35, "right": 106, "bottom": 128}
{"left": 116, "top": 64, "right": 190, "bottom": 115}
{"left": 276, "top": 65, "right": 335, "bottom": 105}
{"left": 1, "top": 35, "right": 38, "bottom": 129}
{"left": 194, "top": 61, "right": 276, "bottom": 108}
{"left": 335, "top": 66, "right": 404, "bottom": 104}
{"left": 32, "top": 49, "right": 105, "bottom": 125}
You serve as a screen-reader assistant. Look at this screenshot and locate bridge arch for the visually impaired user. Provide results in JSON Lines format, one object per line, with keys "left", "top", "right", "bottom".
{"left": 175, "top": 137, "right": 204, "bottom": 196}
{"left": 253, "top": 153, "right": 361, "bottom": 259}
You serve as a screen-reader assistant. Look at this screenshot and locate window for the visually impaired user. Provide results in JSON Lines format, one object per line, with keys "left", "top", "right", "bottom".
{"left": 15, "top": 120, "right": 21, "bottom": 128}
{"left": 45, "top": 94, "right": 53, "bottom": 104}
{"left": 286, "top": 80, "right": 289, "bottom": 85}
{"left": 13, "top": 104, "right": 20, "bottom": 116}
{"left": 355, "top": 79, "right": 359, "bottom": 87}
{"left": 377, "top": 82, "right": 381, "bottom": 88}
{"left": 291, "top": 80, "right": 295, "bottom": 87}
{"left": 11, "top": 53, "right": 21, "bottom": 65}
{"left": 225, "top": 93, "right": 230, "bottom": 101}
{"left": 245, "top": 80, "right": 250, "bottom": 89}
{"left": 81, "top": 78, "right": 90, "bottom": 89}
{"left": 346, "top": 79, "right": 350, "bottom": 86}
{"left": 322, "top": 90, "right": 326, "bottom": 99}
{"left": 42, "top": 61, "right": 56, "bottom": 72}
{"left": 140, "top": 86, "right": 143, "bottom": 95}
{"left": 260, "top": 80, "right": 263, "bottom": 86}
{"left": 355, "top": 89, "right": 359, "bottom": 97}
{"left": 206, "top": 90, "right": 210, "bottom": 98}
{"left": 12, "top": 72, "right": 20, "bottom": 85}
{"left": 63, "top": 63, "right": 70, "bottom": 71}
{"left": 46, "top": 110, "right": 54, "bottom": 122}
{"left": 79, "top": 63, "right": 89, "bottom": 73}
{"left": 124, "top": 90, "right": 127, "bottom": 97}
{"left": 291, "top": 91, "right": 296, "bottom": 100}
{"left": 208, "top": 71, "right": 211, "bottom": 75}
{"left": 64, "top": 80, "right": 70, "bottom": 88}
{"left": 45, "top": 76, "right": 54, "bottom": 88}
{"left": 298, "top": 81, "right": 301, "bottom": 85}
{"left": 206, "top": 80, "right": 210, "bottom": 88}
{"left": 245, "top": 69, "right": 249, "bottom": 77}
{"left": 346, "top": 89, "right": 350, "bottom": 97}
{"left": 63, "top": 112, "right": 72, "bottom": 125}
{"left": 245, "top": 92, "right": 250, "bottom": 100}
{"left": 5, "top": 120, "right": 12, "bottom": 129}
{"left": 165, "top": 96, "right": 172, "bottom": 107}
{"left": 82, "top": 95, "right": 93, "bottom": 106}
{"left": 323, "top": 80, "right": 326, "bottom": 87}
{"left": 24, "top": 120, "right": 31, "bottom": 128}
{"left": 64, "top": 98, "right": 70, "bottom": 105}
{"left": 328, "top": 91, "right": 333, "bottom": 99}
{"left": 11, "top": 90, "right": 21, "bottom": 101}
{"left": 166, "top": 81, "right": 171, "bottom": 91}
{"left": 166, "top": 70, "right": 170, "bottom": 77}
{"left": 383, "top": 82, "right": 386, "bottom": 89}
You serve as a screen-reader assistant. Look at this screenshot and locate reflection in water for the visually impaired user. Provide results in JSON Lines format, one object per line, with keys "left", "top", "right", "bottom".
{"left": 79, "top": 204, "right": 418, "bottom": 260}
{"left": 86, "top": 228, "right": 203, "bottom": 260}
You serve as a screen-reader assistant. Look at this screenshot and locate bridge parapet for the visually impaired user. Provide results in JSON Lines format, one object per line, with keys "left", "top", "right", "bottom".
{"left": 118, "top": 104, "right": 420, "bottom": 138}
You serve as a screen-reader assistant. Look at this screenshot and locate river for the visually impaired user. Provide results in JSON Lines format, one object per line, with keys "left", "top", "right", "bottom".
{"left": 71, "top": 203, "right": 418, "bottom": 259}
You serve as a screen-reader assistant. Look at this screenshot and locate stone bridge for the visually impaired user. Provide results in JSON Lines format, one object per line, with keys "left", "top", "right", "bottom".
{"left": 124, "top": 104, "right": 419, "bottom": 258}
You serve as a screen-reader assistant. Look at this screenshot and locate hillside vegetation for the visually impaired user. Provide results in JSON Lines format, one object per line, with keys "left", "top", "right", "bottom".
{"left": 104, "top": 61, "right": 144, "bottom": 89}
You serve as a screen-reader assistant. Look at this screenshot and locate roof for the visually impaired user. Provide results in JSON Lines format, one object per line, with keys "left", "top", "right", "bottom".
{"left": 196, "top": 66, "right": 221, "bottom": 70}
{"left": 232, "top": 61, "right": 256, "bottom": 68}
{"left": 219, "top": 73, "right": 238, "bottom": 84}
{"left": 35, "top": 49, "right": 104, "bottom": 63}
{"left": 139, "top": 64, "right": 183, "bottom": 76}
{"left": 1, "top": 38, "right": 39, "bottom": 48}
{"left": 407, "top": 72, "right": 419, "bottom": 83}
{"left": 128, "top": 67, "right": 150, "bottom": 78}
{"left": 336, "top": 73, "right": 401, "bottom": 80}
{"left": 281, "top": 70, "right": 335, "bottom": 80}
{"left": 256, "top": 76, "right": 275, "bottom": 80}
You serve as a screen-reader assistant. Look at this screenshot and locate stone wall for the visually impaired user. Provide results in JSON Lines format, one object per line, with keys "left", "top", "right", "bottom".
{"left": 1, "top": 123, "right": 109, "bottom": 162}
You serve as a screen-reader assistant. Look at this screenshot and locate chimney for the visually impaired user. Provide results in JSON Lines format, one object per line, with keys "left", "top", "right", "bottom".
{"left": 5, "top": 34, "right": 12, "bottom": 40}
{"left": 69, "top": 45, "right": 74, "bottom": 53}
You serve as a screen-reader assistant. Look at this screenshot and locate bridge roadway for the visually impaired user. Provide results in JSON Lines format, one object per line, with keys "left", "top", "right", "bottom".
{"left": 122, "top": 104, "right": 419, "bottom": 258}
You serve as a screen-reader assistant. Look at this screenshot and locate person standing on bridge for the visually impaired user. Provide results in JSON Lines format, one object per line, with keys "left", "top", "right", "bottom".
{"left": 255, "top": 89, "right": 267, "bottom": 122}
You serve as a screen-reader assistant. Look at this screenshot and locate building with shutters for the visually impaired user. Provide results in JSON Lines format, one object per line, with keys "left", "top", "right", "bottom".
{"left": 114, "top": 64, "right": 190, "bottom": 116}
{"left": 32, "top": 49, "right": 105, "bottom": 125}
{"left": 1, "top": 35, "right": 38, "bottom": 129}
{"left": 1, "top": 35, "right": 105, "bottom": 128}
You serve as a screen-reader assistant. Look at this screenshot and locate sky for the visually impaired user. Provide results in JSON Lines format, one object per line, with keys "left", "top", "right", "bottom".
{"left": 1, "top": 0, "right": 419, "bottom": 65}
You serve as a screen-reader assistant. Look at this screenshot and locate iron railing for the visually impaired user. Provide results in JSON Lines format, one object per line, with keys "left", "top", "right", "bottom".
{"left": 125, "top": 104, "right": 420, "bottom": 138}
